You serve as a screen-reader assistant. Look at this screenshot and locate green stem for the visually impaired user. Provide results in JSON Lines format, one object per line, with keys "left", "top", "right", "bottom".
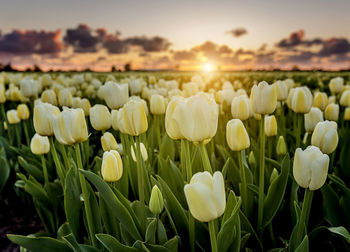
{"left": 59, "top": 144, "right": 69, "bottom": 172}
{"left": 0, "top": 104, "right": 10, "bottom": 141}
{"left": 199, "top": 141, "right": 213, "bottom": 173}
{"left": 135, "top": 136, "right": 145, "bottom": 226}
{"left": 49, "top": 137, "right": 65, "bottom": 186}
{"left": 15, "top": 124, "right": 21, "bottom": 147}
{"left": 183, "top": 140, "right": 192, "bottom": 182}
{"left": 258, "top": 115, "right": 265, "bottom": 230}
{"left": 295, "top": 113, "right": 302, "bottom": 148}
{"left": 238, "top": 150, "right": 248, "bottom": 215}
{"left": 41, "top": 155, "right": 49, "bottom": 184}
{"left": 189, "top": 213, "right": 195, "bottom": 252}
{"left": 155, "top": 115, "right": 162, "bottom": 149}
{"left": 296, "top": 189, "right": 314, "bottom": 245}
{"left": 209, "top": 220, "right": 218, "bottom": 252}
{"left": 23, "top": 121, "right": 30, "bottom": 146}
{"left": 75, "top": 143, "right": 98, "bottom": 247}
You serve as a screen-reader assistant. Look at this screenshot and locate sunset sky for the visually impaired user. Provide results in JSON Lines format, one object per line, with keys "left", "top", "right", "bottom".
{"left": 1, "top": 0, "right": 350, "bottom": 71}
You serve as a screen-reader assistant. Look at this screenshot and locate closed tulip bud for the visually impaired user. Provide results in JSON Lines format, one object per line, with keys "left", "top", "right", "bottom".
{"left": 17, "top": 104, "right": 30, "bottom": 120}
{"left": 41, "top": 89, "right": 57, "bottom": 105}
{"left": 117, "top": 100, "right": 148, "bottom": 136}
{"left": 248, "top": 151, "right": 256, "bottom": 167}
{"left": 344, "top": 108, "right": 350, "bottom": 121}
{"left": 3, "top": 121, "right": 7, "bottom": 130}
{"left": 270, "top": 168, "right": 279, "bottom": 183}
{"left": 325, "top": 103, "right": 339, "bottom": 121}
{"left": 293, "top": 146, "right": 329, "bottom": 190}
{"left": 264, "top": 115, "right": 277, "bottom": 137}
{"left": 313, "top": 92, "right": 328, "bottom": 110}
{"left": 101, "top": 82, "right": 129, "bottom": 109}
{"left": 52, "top": 108, "right": 88, "bottom": 145}
{"left": 58, "top": 89, "right": 73, "bottom": 107}
{"left": 231, "top": 95, "right": 251, "bottom": 121}
{"left": 129, "top": 79, "right": 146, "bottom": 95}
{"left": 81, "top": 98, "right": 91, "bottom": 116}
{"left": 285, "top": 78, "right": 295, "bottom": 90}
{"left": 250, "top": 81, "right": 277, "bottom": 115}
{"left": 303, "top": 132, "right": 309, "bottom": 145}
{"left": 7, "top": 109, "right": 20, "bottom": 124}
{"left": 276, "top": 136, "right": 287, "bottom": 155}
{"left": 273, "top": 80, "right": 288, "bottom": 101}
{"left": 0, "top": 84, "right": 6, "bottom": 103}
{"left": 150, "top": 94, "right": 166, "bottom": 115}
{"left": 72, "top": 97, "right": 82, "bottom": 109}
{"left": 101, "top": 150, "right": 123, "bottom": 182}
{"left": 184, "top": 171, "right": 226, "bottom": 222}
{"left": 30, "top": 133, "right": 50, "bottom": 155}
{"left": 165, "top": 97, "right": 184, "bottom": 140}
{"left": 226, "top": 119, "right": 250, "bottom": 151}
{"left": 329, "top": 77, "right": 344, "bottom": 94}
{"left": 90, "top": 104, "right": 112, "bottom": 131}
{"left": 215, "top": 89, "right": 235, "bottom": 109}
{"left": 131, "top": 142, "right": 148, "bottom": 162}
{"left": 311, "top": 121, "right": 338, "bottom": 154}
{"left": 8, "top": 85, "right": 21, "bottom": 101}
{"left": 304, "top": 107, "right": 323, "bottom": 132}
{"left": 101, "top": 132, "right": 118, "bottom": 151}
{"left": 20, "top": 78, "right": 39, "bottom": 97}
{"left": 34, "top": 102, "right": 60, "bottom": 136}
{"left": 149, "top": 185, "right": 164, "bottom": 215}
{"left": 340, "top": 90, "right": 350, "bottom": 107}
{"left": 287, "top": 87, "right": 313, "bottom": 113}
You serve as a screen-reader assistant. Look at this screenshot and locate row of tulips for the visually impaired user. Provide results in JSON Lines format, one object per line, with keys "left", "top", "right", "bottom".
{"left": 0, "top": 71, "right": 350, "bottom": 251}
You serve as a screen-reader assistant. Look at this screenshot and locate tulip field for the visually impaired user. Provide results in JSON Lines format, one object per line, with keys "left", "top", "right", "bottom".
{"left": 1, "top": 71, "right": 350, "bottom": 252}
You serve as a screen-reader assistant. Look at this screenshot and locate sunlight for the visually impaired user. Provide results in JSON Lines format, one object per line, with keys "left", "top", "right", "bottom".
{"left": 203, "top": 62, "right": 213, "bottom": 72}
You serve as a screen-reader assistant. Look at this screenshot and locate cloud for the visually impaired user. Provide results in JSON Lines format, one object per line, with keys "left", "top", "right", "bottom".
{"left": 276, "top": 29, "right": 323, "bottom": 48}
{"left": 0, "top": 29, "right": 62, "bottom": 54}
{"left": 125, "top": 36, "right": 171, "bottom": 52}
{"left": 318, "top": 38, "right": 350, "bottom": 56}
{"left": 173, "top": 50, "right": 197, "bottom": 61}
{"left": 226, "top": 28, "right": 248, "bottom": 38}
{"left": 64, "top": 24, "right": 102, "bottom": 53}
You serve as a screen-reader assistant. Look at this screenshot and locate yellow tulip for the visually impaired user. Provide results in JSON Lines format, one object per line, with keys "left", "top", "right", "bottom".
{"left": 264, "top": 115, "right": 277, "bottom": 137}
{"left": 273, "top": 80, "right": 288, "bottom": 101}
{"left": 313, "top": 92, "right": 328, "bottom": 110}
{"left": 131, "top": 142, "right": 148, "bottom": 162}
{"left": 81, "top": 98, "right": 91, "bottom": 116}
{"left": 101, "top": 150, "right": 123, "bottom": 182}
{"left": 89, "top": 104, "right": 112, "bottom": 131}
{"left": 231, "top": 95, "right": 251, "bottom": 121}
{"left": 101, "top": 82, "right": 129, "bottom": 109}
{"left": 276, "top": 136, "right": 287, "bottom": 156}
{"left": 250, "top": 81, "right": 277, "bottom": 115}
{"left": 17, "top": 104, "right": 30, "bottom": 120}
{"left": 0, "top": 84, "right": 6, "bottom": 103}
{"left": 165, "top": 96, "right": 185, "bottom": 140}
{"left": 30, "top": 133, "right": 50, "bottom": 155}
{"left": 150, "top": 94, "right": 166, "bottom": 115}
{"left": 325, "top": 103, "right": 339, "bottom": 121}
{"left": 33, "top": 102, "right": 60, "bottom": 136}
{"left": 329, "top": 77, "right": 344, "bottom": 94}
{"left": 226, "top": 119, "right": 250, "bottom": 151}
{"left": 304, "top": 107, "right": 323, "bottom": 132}
{"left": 117, "top": 100, "right": 148, "bottom": 136}
{"left": 287, "top": 87, "right": 313, "bottom": 113}
{"left": 311, "top": 121, "right": 338, "bottom": 154}
{"left": 344, "top": 108, "right": 350, "bottom": 121}
{"left": 58, "top": 89, "right": 73, "bottom": 107}
{"left": 340, "top": 90, "right": 350, "bottom": 107}
{"left": 101, "top": 132, "right": 118, "bottom": 151}
{"left": 41, "top": 89, "right": 57, "bottom": 105}
{"left": 7, "top": 109, "right": 20, "bottom": 124}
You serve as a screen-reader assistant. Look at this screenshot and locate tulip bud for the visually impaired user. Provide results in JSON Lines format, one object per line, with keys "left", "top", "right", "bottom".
{"left": 184, "top": 171, "right": 226, "bottom": 222}
{"left": 165, "top": 97, "right": 184, "bottom": 140}
{"left": 344, "top": 108, "right": 350, "bottom": 121}
{"left": 117, "top": 100, "right": 148, "bottom": 136}
{"left": 313, "top": 92, "right": 328, "bottom": 111}
{"left": 58, "top": 89, "right": 73, "bottom": 107}
{"left": 276, "top": 136, "right": 287, "bottom": 156}
{"left": 34, "top": 102, "right": 60, "bottom": 136}
{"left": 8, "top": 85, "right": 21, "bottom": 101}
{"left": 329, "top": 77, "right": 344, "bottom": 94}
{"left": 129, "top": 79, "right": 146, "bottom": 95}
{"left": 311, "top": 121, "right": 338, "bottom": 154}
{"left": 101, "top": 150, "right": 123, "bottom": 182}
{"left": 101, "top": 82, "right": 129, "bottom": 109}
{"left": 41, "top": 89, "right": 57, "bottom": 105}
{"left": 248, "top": 151, "right": 256, "bottom": 167}
{"left": 0, "top": 84, "right": 6, "bottom": 103}
{"left": 304, "top": 107, "right": 323, "bottom": 132}
{"left": 270, "top": 168, "right": 279, "bottom": 183}
{"left": 340, "top": 90, "right": 350, "bottom": 107}
{"left": 131, "top": 142, "right": 148, "bottom": 162}
{"left": 325, "top": 103, "right": 339, "bottom": 121}
{"left": 250, "top": 81, "right": 277, "bottom": 115}
{"left": 226, "top": 119, "right": 250, "bottom": 151}
{"left": 293, "top": 146, "right": 329, "bottom": 190}
{"left": 231, "top": 95, "right": 251, "bottom": 121}
{"left": 149, "top": 185, "right": 164, "bottom": 215}
{"left": 101, "top": 132, "right": 118, "bottom": 151}
{"left": 72, "top": 97, "right": 82, "bottom": 109}
{"left": 81, "top": 98, "right": 91, "bottom": 116}
{"left": 150, "top": 94, "right": 166, "bottom": 115}
{"left": 52, "top": 108, "right": 88, "bottom": 145}
{"left": 7, "top": 109, "right": 20, "bottom": 124}
{"left": 89, "top": 104, "right": 112, "bottom": 131}
{"left": 30, "top": 133, "right": 50, "bottom": 155}
{"left": 17, "top": 104, "right": 30, "bottom": 120}
{"left": 287, "top": 87, "right": 313, "bottom": 113}
{"left": 264, "top": 115, "right": 277, "bottom": 137}
{"left": 20, "top": 78, "right": 39, "bottom": 98}
{"left": 273, "top": 80, "right": 288, "bottom": 101}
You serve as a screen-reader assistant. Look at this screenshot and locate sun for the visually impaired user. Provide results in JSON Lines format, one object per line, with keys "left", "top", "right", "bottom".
{"left": 203, "top": 62, "right": 213, "bottom": 72}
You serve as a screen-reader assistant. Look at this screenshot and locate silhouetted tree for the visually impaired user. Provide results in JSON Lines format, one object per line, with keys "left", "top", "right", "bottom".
{"left": 124, "top": 63, "right": 132, "bottom": 72}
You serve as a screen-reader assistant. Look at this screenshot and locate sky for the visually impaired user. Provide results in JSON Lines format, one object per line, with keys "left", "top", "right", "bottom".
{"left": 1, "top": 0, "right": 350, "bottom": 71}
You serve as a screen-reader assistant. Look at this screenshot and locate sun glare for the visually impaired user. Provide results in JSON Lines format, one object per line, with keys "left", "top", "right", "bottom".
{"left": 203, "top": 62, "right": 213, "bottom": 72}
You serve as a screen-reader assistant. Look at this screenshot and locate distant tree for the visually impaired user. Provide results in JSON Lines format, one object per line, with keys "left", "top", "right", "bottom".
{"left": 124, "top": 63, "right": 132, "bottom": 72}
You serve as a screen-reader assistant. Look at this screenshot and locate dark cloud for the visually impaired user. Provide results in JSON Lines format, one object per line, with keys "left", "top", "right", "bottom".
{"left": 125, "top": 36, "right": 171, "bottom": 52}
{"left": 64, "top": 24, "right": 102, "bottom": 52}
{"left": 173, "top": 50, "right": 197, "bottom": 61}
{"left": 0, "top": 29, "right": 62, "bottom": 54}
{"left": 226, "top": 28, "right": 248, "bottom": 38}
{"left": 277, "top": 29, "right": 323, "bottom": 48}
{"left": 318, "top": 38, "right": 350, "bottom": 56}
{"left": 103, "top": 33, "right": 128, "bottom": 54}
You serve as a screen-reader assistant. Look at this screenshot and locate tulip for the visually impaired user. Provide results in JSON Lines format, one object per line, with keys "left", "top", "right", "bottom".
{"left": 165, "top": 97, "right": 184, "bottom": 140}
{"left": 285, "top": 78, "right": 295, "bottom": 90}
{"left": 264, "top": 115, "right": 277, "bottom": 137}
{"left": 231, "top": 95, "right": 251, "bottom": 121}
{"left": 311, "top": 121, "right": 338, "bottom": 154}
{"left": 131, "top": 142, "right": 148, "bottom": 162}
{"left": 293, "top": 146, "right": 329, "bottom": 190}
{"left": 329, "top": 77, "right": 344, "bottom": 94}
{"left": 81, "top": 98, "right": 91, "bottom": 116}
{"left": 111, "top": 110, "right": 119, "bottom": 131}
{"left": 287, "top": 87, "right": 313, "bottom": 113}
{"left": 276, "top": 136, "right": 287, "bottom": 156}
{"left": 149, "top": 185, "right": 164, "bottom": 215}
{"left": 150, "top": 94, "right": 166, "bottom": 115}
{"left": 58, "top": 89, "right": 73, "bottom": 107}
{"left": 17, "top": 104, "right": 30, "bottom": 120}
{"left": 30, "top": 133, "right": 50, "bottom": 155}
{"left": 52, "top": 108, "right": 88, "bottom": 145}
{"left": 215, "top": 89, "right": 235, "bottom": 109}
{"left": 117, "top": 99, "right": 148, "bottom": 136}
{"left": 273, "top": 80, "right": 288, "bottom": 101}
{"left": 226, "top": 119, "right": 250, "bottom": 151}
{"left": 248, "top": 151, "right": 256, "bottom": 167}
{"left": 8, "top": 85, "right": 21, "bottom": 101}
{"left": 0, "top": 84, "right": 6, "bottom": 103}
{"left": 184, "top": 171, "right": 226, "bottom": 222}
{"left": 183, "top": 82, "right": 199, "bottom": 97}
{"left": 344, "top": 108, "right": 350, "bottom": 121}
{"left": 313, "top": 92, "right": 328, "bottom": 111}
{"left": 304, "top": 107, "right": 323, "bottom": 132}
{"left": 250, "top": 81, "right": 277, "bottom": 115}
{"left": 328, "top": 95, "right": 336, "bottom": 104}
{"left": 129, "top": 79, "right": 146, "bottom": 95}
{"left": 340, "top": 90, "right": 350, "bottom": 107}
{"left": 20, "top": 78, "right": 39, "bottom": 98}
{"left": 101, "top": 150, "right": 123, "bottom": 182}
{"left": 41, "top": 89, "right": 57, "bottom": 105}
{"left": 7, "top": 110, "right": 20, "bottom": 124}
{"left": 129, "top": 96, "right": 149, "bottom": 116}
{"left": 90, "top": 104, "right": 112, "bottom": 131}
{"left": 34, "top": 102, "right": 60, "bottom": 136}
{"left": 325, "top": 103, "right": 339, "bottom": 121}
{"left": 101, "top": 82, "right": 129, "bottom": 109}
{"left": 101, "top": 132, "right": 118, "bottom": 151}
{"left": 72, "top": 97, "right": 82, "bottom": 109}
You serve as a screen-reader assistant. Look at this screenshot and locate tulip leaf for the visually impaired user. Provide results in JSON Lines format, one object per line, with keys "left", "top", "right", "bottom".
{"left": 157, "top": 219, "right": 168, "bottom": 245}
{"left": 57, "top": 222, "right": 72, "bottom": 241}
{"left": 96, "top": 234, "right": 140, "bottom": 252}
{"left": 239, "top": 210, "right": 263, "bottom": 251}
{"left": 340, "top": 128, "right": 350, "bottom": 179}
{"left": 321, "top": 183, "right": 345, "bottom": 226}
{"left": 295, "top": 235, "right": 309, "bottom": 252}
{"left": 7, "top": 234, "right": 71, "bottom": 252}
{"left": 262, "top": 154, "right": 290, "bottom": 228}
{"left": 0, "top": 147, "right": 10, "bottom": 193}
{"left": 145, "top": 218, "right": 157, "bottom": 244}
{"left": 80, "top": 169, "right": 143, "bottom": 241}
{"left": 159, "top": 134, "right": 175, "bottom": 161}
{"left": 63, "top": 233, "right": 101, "bottom": 252}
{"left": 24, "top": 178, "right": 51, "bottom": 208}
{"left": 328, "top": 226, "right": 350, "bottom": 243}
{"left": 99, "top": 196, "right": 120, "bottom": 238}
{"left": 163, "top": 236, "right": 180, "bottom": 252}
{"left": 18, "top": 156, "right": 44, "bottom": 182}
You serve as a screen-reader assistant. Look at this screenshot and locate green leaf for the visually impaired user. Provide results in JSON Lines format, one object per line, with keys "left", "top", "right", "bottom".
{"left": 321, "top": 183, "right": 345, "bottom": 226}
{"left": 99, "top": 196, "right": 119, "bottom": 238}
{"left": 159, "top": 134, "right": 175, "bottom": 160}
{"left": 57, "top": 223, "right": 72, "bottom": 241}
{"left": 7, "top": 234, "right": 71, "bottom": 252}
{"left": 96, "top": 234, "right": 140, "bottom": 252}
{"left": 24, "top": 179, "right": 51, "bottom": 208}
{"left": 63, "top": 233, "right": 100, "bottom": 252}
{"left": 328, "top": 226, "right": 350, "bottom": 243}
{"left": 163, "top": 236, "right": 180, "bottom": 252}
{"left": 18, "top": 156, "right": 44, "bottom": 181}
{"left": 145, "top": 218, "right": 157, "bottom": 244}
{"left": 295, "top": 235, "right": 309, "bottom": 252}
{"left": 0, "top": 147, "right": 10, "bottom": 193}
